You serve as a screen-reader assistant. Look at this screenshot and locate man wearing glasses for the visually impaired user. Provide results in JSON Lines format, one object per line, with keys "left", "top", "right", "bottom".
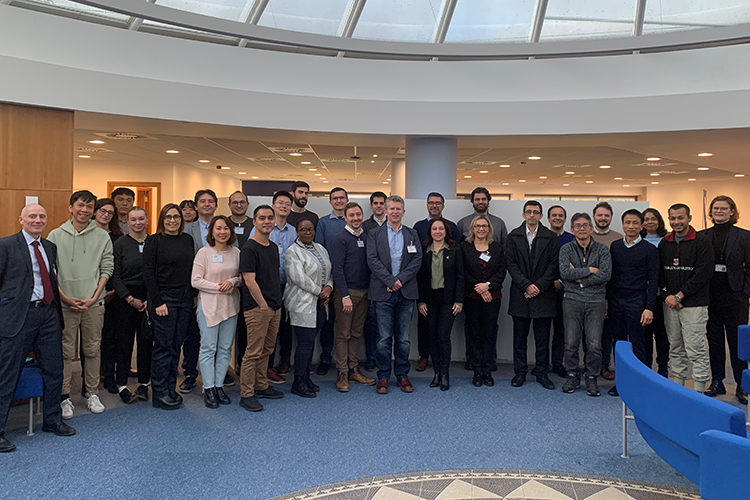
{"left": 228, "top": 191, "right": 253, "bottom": 249}
{"left": 412, "top": 192, "right": 461, "bottom": 372}
{"left": 505, "top": 201, "right": 559, "bottom": 391}
{"left": 559, "top": 212, "right": 611, "bottom": 397}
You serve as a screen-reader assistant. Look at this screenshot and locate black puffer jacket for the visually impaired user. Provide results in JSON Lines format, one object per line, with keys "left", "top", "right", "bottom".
{"left": 658, "top": 226, "right": 714, "bottom": 307}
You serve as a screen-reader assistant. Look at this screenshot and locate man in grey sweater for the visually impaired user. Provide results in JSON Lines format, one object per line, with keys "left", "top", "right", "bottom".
{"left": 558, "top": 212, "right": 612, "bottom": 397}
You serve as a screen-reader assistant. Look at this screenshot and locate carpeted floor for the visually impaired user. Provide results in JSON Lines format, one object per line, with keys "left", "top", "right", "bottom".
{"left": 2, "top": 362, "right": 739, "bottom": 500}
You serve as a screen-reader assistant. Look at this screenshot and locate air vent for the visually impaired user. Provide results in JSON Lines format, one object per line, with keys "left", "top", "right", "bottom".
{"left": 460, "top": 161, "right": 497, "bottom": 166}
{"left": 93, "top": 132, "right": 155, "bottom": 140}
{"left": 267, "top": 146, "right": 314, "bottom": 154}
{"left": 250, "top": 157, "right": 287, "bottom": 162}
{"left": 632, "top": 162, "right": 678, "bottom": 167}
{"left": 320, "top": 158, "right": 354, "bottom": 163}
{"left": 75, "top": 147, "right": 113, "bottom": 153}
{"left": 651, "top": 170, "right": 689, "bottom": 175}
{"left": 551, "top": 164, "right": 591, "bottom": 169}
{"left": 396, "top": 148, "right": 406, "bottom": 155}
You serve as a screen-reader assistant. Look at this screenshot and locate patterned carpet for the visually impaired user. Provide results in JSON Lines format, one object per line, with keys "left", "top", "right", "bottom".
{"left": 269, "top": 470, "right": 700, "bottom": 500}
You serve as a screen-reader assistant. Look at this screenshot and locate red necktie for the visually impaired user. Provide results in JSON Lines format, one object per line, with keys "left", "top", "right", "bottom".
{"left": 31, "top": 240, "right": 54, "bottom": 305}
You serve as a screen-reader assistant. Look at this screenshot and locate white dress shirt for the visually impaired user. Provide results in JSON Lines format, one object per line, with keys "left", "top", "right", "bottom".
{"left": 23, "top": 230, "right": 50, "bottom": 301}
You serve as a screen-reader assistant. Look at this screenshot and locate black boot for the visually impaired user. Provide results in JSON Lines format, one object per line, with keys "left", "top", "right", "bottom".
{"left": 472, "top": 372, "right": 483, "bottom": 387}
{"left": 204, "top": 387, "right": 219, "bottom": 409}
{"left": 292, "top": 376, "right": 316, "bottom": 398}
{"left": 429, "top": 372, "right": 442, "bottom": 388}
{"left": 215, "top": 387, "right": 231, "bottom": 405}
{"left": 440, "top": 374, "right": 450, "bottom": 391}
{"left": 304, "top": 374, "right": 320, "bottom": 392}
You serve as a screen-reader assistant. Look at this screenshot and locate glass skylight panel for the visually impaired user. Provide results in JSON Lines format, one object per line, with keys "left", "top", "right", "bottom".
{"left": 25, "top": 0, "right": 130, "bottom": 21}
{"left": 643, "top": 0, "right": 750, "bottom": 35}
{"left": 540, "top": 0, "right": 636, "bottom": 41}
{"left": 444, "top": 0, "right": 537, "bottom": 43}
{"left": 155, "top": 0, "right": 248, "bottom": 22}
{"left": 257, "top": 0, "right": 350, "bottom": 36}
{"left": 354, "top": 0, "right": 443, "bottom": 42}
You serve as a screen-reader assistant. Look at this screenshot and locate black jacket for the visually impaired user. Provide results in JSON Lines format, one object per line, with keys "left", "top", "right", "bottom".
{"left": 699, "top": 224, "right": 750, "bottom": 296}
{"left": 460, "top": 240, "right": 507, "bottom": 296}
{"left": 418, "top": 244, "right": 465, "bottom": 305}
{"left": 658, "top": 226, "right": 714, "bottom": 307}
{"left": 505, "top": 223, "right": 559, "bottom": 318}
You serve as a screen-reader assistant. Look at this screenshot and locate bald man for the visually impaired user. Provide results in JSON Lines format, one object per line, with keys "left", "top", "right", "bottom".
{"left": 0, "top": 204, "right": 75, "bottom": 453}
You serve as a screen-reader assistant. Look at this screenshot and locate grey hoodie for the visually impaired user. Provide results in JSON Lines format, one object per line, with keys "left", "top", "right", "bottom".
{"left": 47, "top": 219, "right": 114, "bottom": 309}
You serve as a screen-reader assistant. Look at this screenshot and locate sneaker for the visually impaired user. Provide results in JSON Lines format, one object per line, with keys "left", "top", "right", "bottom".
{"left": 255, "top": 386, "right": 284, "bottom": 399}
{"left": 336, "top": 371, "right": 350, "bottom": 392}
{"left": 363, "top": 359, "right": 377, "bottom": 372}
{"left": 178, "top": 376, "right": 196, "bottom": 394}
{"left": 239, "top": 396, "right": 263, "bottom": 412}
{"left": 119, "top": 388, "right": 137, "bottom": 404}
{"left": 61, "top": 398, "right": 74, "bottom": 420}
{"left": 87, "top": 394, "right": 105, "bottom": 413}
{"left": 348, "top": 369, "right": 375, "bottom": 386}
{"left": 608, "top": 385, "right": 619, "bottom": 397}
{"left": 223, "top": 373, "right": 235, "bottom": 387}
{"left": 562, "top": 374, "right": 580, "bottom": 394}
{"left": 267, "top": 368, "right": 286, "bottom": 385}
{"left": 585, "top": 376, "right": 600, "bottom": 397}
{"left": 135, "top": 385, "right": 149, "bottom": 401}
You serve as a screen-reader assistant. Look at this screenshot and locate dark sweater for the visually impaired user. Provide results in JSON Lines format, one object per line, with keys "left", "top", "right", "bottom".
{"left": 709, "top": 221, "right": 732, "bottom": 294}
{"left": 142, "top": 233, "right": 195, "bottom": 307}
{"left": 330, "top": 228, "right": 370, "bottom": 297}
{"left": 658, "top": 226, "right": 714, "bottom": 307}
{"left": 413, "top": 217, "right": 463, "bottom": 244}
{"left": 111, "top": 234, "right": 148, "bottom": 301}
{"left": 607, "top": 238, "right": 659, "bottom": 311}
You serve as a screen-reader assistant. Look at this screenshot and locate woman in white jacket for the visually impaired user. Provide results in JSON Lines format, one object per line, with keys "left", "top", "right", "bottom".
{"left": 284, "top": 219, "right": 333, "bottom": 398}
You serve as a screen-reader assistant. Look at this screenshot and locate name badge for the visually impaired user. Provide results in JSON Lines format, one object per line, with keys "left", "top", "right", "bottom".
{"left": 407, "top": 245, "right": 417, "bottom": 254}
{"left": 234, "top": 227, "right": 244, "bottom": 235}
{"left": 673, "top": 258, "right": 679, "bottom": 266}
{"left": 212, "top": 254, "right": 224, "bottom": 263}
{"left": 479, "top": 252, "right": 491, "bottom": 262}
{"left": 138, "top": 243, "right": 144, "bottom": 254}
{"left": 715, "top": 264, "right": 727, "bottom": 272}
{"left": 357, "top": 240, "right": 365, "bottom": 248}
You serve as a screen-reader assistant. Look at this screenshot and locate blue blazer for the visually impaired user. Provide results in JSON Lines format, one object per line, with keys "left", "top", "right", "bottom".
{"left": 0, "top": 231, "right": 63, "bottom": 338}
{"left": 366, "top": 224, "right": 423, "bottom": 302}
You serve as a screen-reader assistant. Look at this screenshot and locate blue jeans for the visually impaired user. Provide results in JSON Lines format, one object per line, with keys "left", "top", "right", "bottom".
{"left": 196, "top": 299, "right": 238, "bottom": 389}
{"left": 562, "top": 298, "right": 605, "bottom": 377}
{"left": 373, "top": 291, "right": 414, "bottom": 380}
{"left": 364, "top": 303, "right": 378, "bottom": 361}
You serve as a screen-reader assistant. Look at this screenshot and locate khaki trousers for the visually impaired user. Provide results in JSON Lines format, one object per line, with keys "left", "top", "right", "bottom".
{"left": 333, "top": 288, "right": 369, "bottom": 372}
{"left": 663, "top": 304, "right": 711, "bottom": 391}
{"left": 240, "top": 307, "right": 281, "bottom": 398}
{"left": 62, "top": 305, "right": 105, "bottom": 397}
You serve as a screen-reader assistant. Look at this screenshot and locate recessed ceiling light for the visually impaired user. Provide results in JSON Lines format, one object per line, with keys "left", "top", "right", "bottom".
{"left": 528, "top": 156, "right": 541, "bottom": 160}
{"left": 371, "top": 160, "right": 375, "bottom": 163}
{"left": 88, "top": 140, "right": 105, "bottom": 144}
{"left": 586, "top": 180, "right": 594, "bottom": 184}
{"left": 373, "top": 154, "right": 378, "bottom": 157}
{"left": 539, "top": 176, "right": 547, "bottom": 179}
{"left": 614, "top": 177, "right": 623, "bottom": 180}
{"left": 623, "top": 184, "right": 630, "bottom": 187}
{"left": 323, "top": 180, "right": 329, "bottom": 183}
{"left": 502, "top": 182, "right": 509, "bottom": 185}
{"left": 220, "top": 166, "right": 230, "bottom": 170}
{"left": 464, "top": 175, "right": 472, "bottom": 178}
{"left": 698, "top": 152, "right": 713, "bottom": 157}
{"left": 78, "top": 155, "right": 90, "bottom": 158}
{"left": 688, "top": 178, "right": 696, "bottom": 181}
{"left": 519, "top": 180, "right": 526, "bottom": 183}
{"left": 735, "top": 174, "right": 745, "bottom": 177}
{"left": 251, "top": 176, "right": 259, "bottom": 179}
{"left": 315, "top": 173, "right": 322, "bottom": 176}
{"left": 383, "top": 181, "right": 389, "bottom": 184}
{"left": 301, "top": 161, "right": 311, "bottom": 165}
{"left": 386, "top": 178, "right": 391, "bottom": 181}
{"left": 499, "top": 164, "right": 510, "bottom": 168}
{"left": 650, "top": 173, "right": 660, "bottom": 176}
{"left": 289, "top": 153, "right": 302, "bottom": 157}
{"left": 599, "top": 165, "right": 611, "bottom": 169}
{"left": 479, "top": 170, "right": 489, "bottom": 174}
{"left": 166, "top": 150, "right": 179, "bottom": 154}
{"left": 565, "top": 171, "right": 575, "bottom": 175}
{"left": 647, "top": 157, "right": 661, "bottom": 161}
{"left": 563, "top": 183, "right": 570, "bottom": 186}
{"left": 308, "top": 168, "right": 317, "bottom": 171}
{"left": 698, "top": 167, "right": 710, "bottom": 171}
{"left": 651, "top": 181, "right": 659, "bottom": 185}
{"left": 238, "top": 172, "right": 246, "bottom": 175}
{"left": 198, "top": 159, "right": 210, "bottom": 163}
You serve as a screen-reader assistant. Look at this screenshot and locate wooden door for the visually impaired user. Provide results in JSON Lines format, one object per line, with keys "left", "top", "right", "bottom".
{"left": 137, "top": 188, "right": 153, "bottom": 234}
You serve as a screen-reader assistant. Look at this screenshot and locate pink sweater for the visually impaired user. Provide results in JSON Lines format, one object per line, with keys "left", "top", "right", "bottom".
{"left": 191, "top": 246, "right": 241, "bottom": 327}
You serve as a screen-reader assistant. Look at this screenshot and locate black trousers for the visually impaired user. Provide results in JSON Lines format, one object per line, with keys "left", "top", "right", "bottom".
{"left": 318, "top": 301, "right": 335, "bottom": 365}
{"left": 513, "top": 316, "right": 551, "bottom": 376}
{"left": 550, "top": 289, "right": 565, "bottom": 370}
{"left": 151, "top": 288, "right": 192, "bottom": 399}
{"left": 109, "top": 296, "right": 152, "bottom": 386}
{"left": 269, "top": 302, "right": 293, "bottom": 368}
{"left": 181, "top": 310, "right": 200, "bottom": 379}
{"left": 609, "top": 291, "right": 647, "bottom": 365}
{"left": 0, "top": 304, "right": 63, "bottom": 434}
{"left": 101, "top": 299, "right": 117, "bottom": 382}
{"left": 425, "top": 289, "right": 456, "bottom": 376}
{"left": 601, "top": 318, "right": 613, "bottom": 367}
{"left": 464, "top": 297, "right": 501, "bottom": 374}
{"left": 294, "top": 306, "right": 325, "bottom": 376}
{"left": 707, "top": 291, "right": 749, "bottom": 385}
{"left": 417, "top": 313, "right": 431, "bottom": 360}
{"left": 644, "top": 296, "right": 669, "bottom": 373}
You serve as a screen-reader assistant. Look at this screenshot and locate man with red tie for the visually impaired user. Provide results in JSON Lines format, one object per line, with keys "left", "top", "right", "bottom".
{"left": 0, "top": 204, "right": 75, "bottom": 453}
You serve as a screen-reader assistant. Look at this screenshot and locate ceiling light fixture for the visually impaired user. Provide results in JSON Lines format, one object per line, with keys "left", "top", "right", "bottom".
{"left": 252, "top": 176, "right": 259, "bottom": 179}
{"left": 308, "top": 168, "right": 317, "bottom": 171}
{"left": 650, "top": 173, "right": 660, "bottom": 176}
{"left": 539, "top": 176, "right": 547, "bottom": 179}
{"left": 688, "top": 178, "right": 696, "bottom": 181}
{"left": 499, "top": 164, "right": 510, "bottom": 168}
{"left": 623, "top": 184, "right": 630, "bottom": 187}
{"left": 220, "top": 166, "right": 230, "bottom": 170}
{"left": 614, "top": 177, "right": 623, "bottom": 180}
{"left": 383, "top": 181, "right": 389, "bottom": 184}
{"left": 528, "top": 156, "right": 541, "bottom": 160}
{"left": 502, "top": 182, "right": 509, "bottom": 185}
{"left": 464, "top": 175, "right": 472, "bottom": 178}
{"left": 301, "top": 161, "right": 311, "bottom": 165}
{"left": 586, "top": 180, "right": 594, "bottom": 184}
{"left": 198, "top": 160, "right": 210, "bottom": 163}
{"left": 647, "top": 157, "right": 661, "bottom": 161}
{"left": 371, "top": 160, "right": 375, "bottom": 163}
{"left": 563, "top": 183, "right": 570, "bottom": 186}
{"left": 519, "top": 180, "right": 526, "bottom": 183}
{"left": 599, "top": 165, "right": 611, "bottom": 169}
{"left": 323, "top": 181, "right": 329, "bottom": 183}
{"left": 565, "top": 171, "right": 575, "bottom": 175}
{"left": 698, "top": 167, "right": 710, "bottom": 171}
{"left": 697, "top": 152, "right": 713, "bottom": 157}
{"left": 373, "top": 154, "right": 378, "bottom": 157}
{"left": 315, "top": 173, "right": 322, "bottom": 176}
{"left": 479, "top": 170, "right": 489, "bottom": 174}
{"left": 289, "top": 153, "right": 302, "bottom": 157}
{"left": 78, "top": 155, "right": 90, "bottom": 158}
{"left": 166, "top": 150, "right": 179, "bottom": 154}
{"left": 651, "top": 181, "right": 659, "bottom": 185}
{"left": 736, "top": 174, "right": 745, "bottom": 177}
{"left": 238, "top": 172, "right": 246, "bottom": 175}
{"left": 88, "top": 140, "right": 105, "bottom": 144}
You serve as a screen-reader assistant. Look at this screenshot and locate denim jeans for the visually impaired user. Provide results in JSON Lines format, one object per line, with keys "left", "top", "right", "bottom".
{"left": 562, "top": 298, "right": 605, "bottom": 377}
{"left": 373, "top": 291, "right": 414, "bottom": 380}
{"left": 196, "top": 299, "right": 238, "bottom": 389}
{"left": 364, "top": 303, "right": 378, "bottom": 362}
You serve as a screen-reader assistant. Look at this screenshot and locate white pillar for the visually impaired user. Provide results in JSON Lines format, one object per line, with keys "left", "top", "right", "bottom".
{"left": 405, "top": 136, "right": 457, "bottom": 200}
{"left": 391, "top": 158, "right": 406, "bottom": 197}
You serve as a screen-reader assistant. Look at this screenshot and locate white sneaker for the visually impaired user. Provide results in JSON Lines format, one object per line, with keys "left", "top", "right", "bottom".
{"left": 61, "top": 398, "right": 74, "bottom": 420}
{"left": 86, "top": 394, "right": 105, "bottom": 414}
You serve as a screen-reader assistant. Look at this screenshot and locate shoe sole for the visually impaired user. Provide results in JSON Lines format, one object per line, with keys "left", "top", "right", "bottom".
{"left": 223, "top": 381, "right": 236, "bottom": 387}
{"left": 256, "top": 393, "right": 283, "bottom": 400}
{"left": 152, "top": 402, "right": 181, "bottom": 410}
{"left": 0, "top": 445, "right": 16, "bottom": 452}
{"left": 267, "top": 379, "right": 286, "bottom": 385}
{"left": 337, "top": 386, "right": 350, "bottom": 392}
{"left": 88, "top": 407, "right": 105, "bottom": 414}
{"left": 349, "top": 379, "right": 376, "bottom": 386}
{"left": 291, "top": 389, "right": 316, "bottom": 398}
{"left": 177, "top": 386, "right": 195, "bottom": 394}
{"left": 62, "top": 413, "right": 73, "bottom": 420}
{"left": 376, "top": 388, "right": 388, "bottom": 394}
{"left": 399, "top": 387, "right": 414, "bottom": 393}
{"left": 240, "top": 404, "right": 263, "bottom": 412}
{"left": 587, "top": 392, "right": 601, "bottom": 397}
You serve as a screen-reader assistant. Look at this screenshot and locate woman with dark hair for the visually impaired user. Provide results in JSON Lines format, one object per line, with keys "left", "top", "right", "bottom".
{"left": 94, "top": 198, "right": 123, "bottom": 244}
{"left": 191, "top": 215, "right": 241, "bottom": 409}
{"left": 461, "top": 215, "right": 507, "bottom": 387}
{"left": 142, "top": 203, "right": 195, "bottom": 410}
{"left": 417, "top": 218, "right": 464, "bottom": 391}
{"left": 641, "top": 207, "right": 669, "bottom": 377}
{"left": 180, "top": 200, "right": 198, "bottom": 224}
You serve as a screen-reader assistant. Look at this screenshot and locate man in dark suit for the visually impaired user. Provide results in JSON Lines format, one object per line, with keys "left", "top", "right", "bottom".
{"left": 0, "top": 204, "right": 75, "bottom": 453}
{"left": 367, "top": 195, "right": 422, "bottom": 395}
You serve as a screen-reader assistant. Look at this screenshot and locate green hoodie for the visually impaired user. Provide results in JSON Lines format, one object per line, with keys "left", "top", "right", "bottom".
{"left": 47, "top": 219, "right": 114, "bottom": 309}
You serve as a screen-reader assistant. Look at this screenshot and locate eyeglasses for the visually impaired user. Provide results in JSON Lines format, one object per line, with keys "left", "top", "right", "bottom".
{"left": 713, "top": 206, "right": 731, "bottom": 212}
{"left": 473, "top": 224, "right": 489, "bottom": 229}
{"left": 573, "top": 223, "right": 591, "bottom": 230}
{"left": 523, "top": 210, "right": 541, "bottom": 215}
{"left": 427, "top": 201, "right": 444, "bottom": 206}
{"left": 98, "top": 209, "right": 115, "bottom": 216}
{"left": 275, "top": 201, "right": 292, "bottom": 208}
{"left": 297, "top": 228, "right": 315, "bottom": 233}
{"left": 331, "top": 196, "right": 347, "bottom": 202}
{"left": 230, "top": 201, "right": 247, "bottom": 206}
{"left": 164, "top": 215, "right": 182, "bottom": 221}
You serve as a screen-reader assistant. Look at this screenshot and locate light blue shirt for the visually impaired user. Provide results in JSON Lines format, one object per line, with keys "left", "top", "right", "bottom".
{"left": 315, "top": 212, "right": 347, "bottom": 250}
{"left": 23, "top": 230, "right": 50, "bottom": 301}
{"left": 198, "top": 218, "right": 210, "bottom": 248}
{"left": 250, "top": 221, "right": 296, "bottom": 285}
{"left": 643, "top": 234, "right": 663, "bottom": 247}
{"left": 387, "top": 224, "right": 404, "bottom": 277}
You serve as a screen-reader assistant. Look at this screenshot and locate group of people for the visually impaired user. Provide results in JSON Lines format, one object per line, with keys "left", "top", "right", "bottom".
{"left": 0, "top": 182, "right": 748, "bottom": 453}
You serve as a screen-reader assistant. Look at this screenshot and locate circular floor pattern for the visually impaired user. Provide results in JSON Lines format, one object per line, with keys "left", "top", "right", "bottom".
{"left": 268, "top": 470, "right": 700, "bottom": 500}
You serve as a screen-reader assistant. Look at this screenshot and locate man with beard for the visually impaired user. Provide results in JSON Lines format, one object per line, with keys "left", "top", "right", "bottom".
{"left": 287, "top": 181, "right": 319, "bottom": 229}
{"left": 457, "top": 187, "right": 507, "bottom": 246}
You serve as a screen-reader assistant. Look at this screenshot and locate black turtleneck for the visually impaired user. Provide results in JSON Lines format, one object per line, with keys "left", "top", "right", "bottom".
{"left": 710, "top": 222, "right": 732, "bottom": 294}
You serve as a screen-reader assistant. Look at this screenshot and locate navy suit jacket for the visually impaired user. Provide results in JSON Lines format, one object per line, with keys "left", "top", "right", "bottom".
{"left": 367, "top": 223, "right": 423, "bottom": 302}
{"left": 0, "top": 231, "right": 63, "bottom": 338}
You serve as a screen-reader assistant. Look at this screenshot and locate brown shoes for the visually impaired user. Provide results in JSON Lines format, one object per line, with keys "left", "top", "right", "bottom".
{"left": 600, "top": 364, "right": 615, "bottom": 381}
{"left": 376, "top": 378, "right": 389, "bottom": 394}
{"left": 415, "top": 357, "right": 429, "bottom": 372}
{"left": 336, "top": 371, "right": 350, "bottom": 392}
{"left": 276, "top": 356, "right": 291, "bottom": 376}
{"left": 267, "top": 368, "right": 286, "bottom": 385}
{"left": 348, "top": 369, "right": 375, "bottom": 386}
{"left": 397, "top": 377, "right": 414, "bottom": 393}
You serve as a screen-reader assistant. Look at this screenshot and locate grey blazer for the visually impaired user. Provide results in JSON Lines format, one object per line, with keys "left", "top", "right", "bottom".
{"left": 366, "top": 223, "right": 422, "bottom": 302}
{"left": 184, "top": 220, "right": 239, "bottom": 255}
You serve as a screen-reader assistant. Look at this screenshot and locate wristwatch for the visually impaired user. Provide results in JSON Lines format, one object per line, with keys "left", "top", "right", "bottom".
{"left": 486, "top": 281, "right": 491, "bottom": 289}
{"left": 674, "top": 294, "right": 682, "bottom": 303}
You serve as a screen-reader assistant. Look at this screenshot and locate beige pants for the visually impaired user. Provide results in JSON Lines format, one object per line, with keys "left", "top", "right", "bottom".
{"left": 663, "top": 304, "right": 711, "bottom": 391}
{"left": 240, "top": 307, "right": 281, "bottom": 398}
{"left": 62, "top": 305, "right": 105, "bottom": 397}
{"left": 333, "top": 288, "right": 369, "bottom": 372}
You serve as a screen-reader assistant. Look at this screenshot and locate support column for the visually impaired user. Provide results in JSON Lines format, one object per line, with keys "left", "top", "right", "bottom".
{"left": 0, "top": 103, "right": 74, "bottom": 236}
{"left": 391, "top": 158, "right": 406, "bottom": 197}
{"left": 404, "top": 136, "right": 457, "bottom": 200}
